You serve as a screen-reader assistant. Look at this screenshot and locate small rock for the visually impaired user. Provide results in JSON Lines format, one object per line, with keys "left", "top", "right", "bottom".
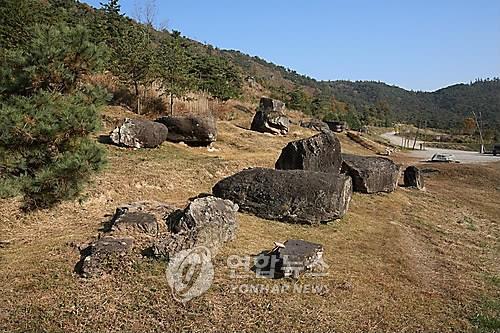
{"left": 278, "top": 239, "right": 325, "bottom": 278}
{"left": 76, "top": 237, "right": 134, "bottom": 278}
{"left": 110, "top": 118, "right": 168, "bottom": 148}
{"left": 106, "top": 201, "right": 175, "bottom": 235}
{"left": 299, "top": 119, "right": 330, "bottom": 132}
{"left": 255, "top": 239, "right": 326, "bottom": 278}
{"left": 404, "top": 166, "right": 425, "bottom": 189}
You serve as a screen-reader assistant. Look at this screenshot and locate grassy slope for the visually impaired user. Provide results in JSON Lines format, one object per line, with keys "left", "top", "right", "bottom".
{"left": 0, "top": 107, "right": 499, "bottom": 332}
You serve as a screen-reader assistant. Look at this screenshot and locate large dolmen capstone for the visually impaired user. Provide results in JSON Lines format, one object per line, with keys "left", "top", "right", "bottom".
{"left": 250, "top": 97, "right": 290, "bottom": 135}
{"left": 110, "top": 118, "right": 168, "bottom": 148}
{"left": 341, "top": 154, "right": 401, "bottom": 193}
{"left": 275, "top": 131, "right": 342, "bottom": 173}
{"left": 212, "top": 168, "right": 352, "bottom": 224}
{"left": 155, "top": 115, "right": 217, "bottom": 145}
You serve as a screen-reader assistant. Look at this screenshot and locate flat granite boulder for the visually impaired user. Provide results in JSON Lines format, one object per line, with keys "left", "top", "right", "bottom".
{"left": 110, "top": 118, "right": 168, "bottom": 148}
{"left": 76, "top": 237, "right": 134, "bottom": 278}
{"left": 254, "top": 239, "right": 326, "bottom": 278}
{"left": 212, "top": 168, "right": 352, "bottom": 224}
{"left": 155, "top": 115, "right": 217, "bottom": 145}
{"left": 106, "top": 201, "right": 175, "bottom": 235}
{"left": 275, "top": 131, "right": 342, "bottom": 173}
{"left": 341, "top": 154, "right": 401, "bottom": 193}
{"left": 279, "top": 239, "right": 325, "bottom": 278}
{"left": 250, "top": 97, "right": 290, "bottom": 135}
{"left": 152, "top": 196, "right": 239, "bottom": 259}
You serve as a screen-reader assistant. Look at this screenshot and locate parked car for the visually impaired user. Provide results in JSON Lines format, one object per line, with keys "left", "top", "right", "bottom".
{"left": 430, "top": 153, "right": 459, "bottom": 163}
{"left": 493, "top": 144, "right": 500, "bottom": 156}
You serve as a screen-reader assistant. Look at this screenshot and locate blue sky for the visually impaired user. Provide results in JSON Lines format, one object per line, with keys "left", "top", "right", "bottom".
{"left": 83, "top": 0, "right": 500, "bottom": 91}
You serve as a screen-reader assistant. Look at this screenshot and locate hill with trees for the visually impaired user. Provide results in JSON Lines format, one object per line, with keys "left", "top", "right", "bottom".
{"left": 1, "top": 0, "right": 499, "bottom": 208}
{"left": 2, "top": 0, "right": 497, "bottom": 131}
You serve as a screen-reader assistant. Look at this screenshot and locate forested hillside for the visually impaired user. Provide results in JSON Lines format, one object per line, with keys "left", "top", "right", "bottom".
{"left": 1, "top": 0, "right": 499, "bottom": 133}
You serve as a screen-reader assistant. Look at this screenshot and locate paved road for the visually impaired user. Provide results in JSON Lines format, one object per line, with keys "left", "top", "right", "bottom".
{"left": 381, "top": 132, "right": 500, "bottom": 164}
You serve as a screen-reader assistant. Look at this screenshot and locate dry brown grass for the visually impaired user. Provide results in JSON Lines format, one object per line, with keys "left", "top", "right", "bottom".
{"left": 0, "top": 109, "right": 499, "bottom": 332}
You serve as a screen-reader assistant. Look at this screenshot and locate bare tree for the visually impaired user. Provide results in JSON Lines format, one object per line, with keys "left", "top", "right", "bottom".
{"left": 133, "top": 0, "right": 162, "bottom": 28}
{"left": 471, "top": 110, "right": 485, "bottom": 153}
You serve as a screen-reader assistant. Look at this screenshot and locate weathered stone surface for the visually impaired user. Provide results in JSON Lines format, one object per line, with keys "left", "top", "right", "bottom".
{"left": 254, "top": 239, "right": 326, "bottom": 278}
{"left": 341, "top": 154, "right": 401, "bottom": 193}
{"left": 212, "top": 168, "right": 352, "bottom": 224}
{"left": 110, "top": 118, "right": 168, "bottom": 148}
{"left": 275, "top": 131, "right": 342, "bottom": 173}
{"left": 155, "top": 115, "right": 217, "bottom": 145}
{"left": 76, "top": 237, "right": 134, "bottom": 278}
{"left": 299, "top": 119, "right": 330, "bottom": 132}
{"left": 106, "top": 201, "right": 175, "bottom": 235}
{"left": 250, "top": 97, "right": 290, "bottom": 135}
{"left": 152, "top": 196, "right": 239, "bottom": 259}
{"left": 404, "top": 165, "right": 424, "bottom": 189}
{"left": 279, "top": 239, "right": 325, "bottom": 278}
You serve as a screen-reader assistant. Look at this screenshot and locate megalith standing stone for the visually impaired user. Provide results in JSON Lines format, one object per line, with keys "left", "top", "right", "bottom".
{"left": 275, "top": 131, "right": 342, "bottom": 173}
{"left": 404, "top": 166, "right": 424, "bottom": 189}
{"left": 250, "top": 97, "right": 290, "bottom": 135}
{"left": 341, "top": 154, "right": 401, "bottom": 193}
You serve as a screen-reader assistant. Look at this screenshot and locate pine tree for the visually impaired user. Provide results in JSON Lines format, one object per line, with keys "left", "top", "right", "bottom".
{"left": 157, "top": 31, "right": 194, "bottom": 115}
{"left": 112, "top": 24, "right": 155, "bottom": 114}
{"left": 0, "top": 24, "right": 107, "bottom": 210}
{"left": 191, "top": 52, "right": 242, "bottom": 101}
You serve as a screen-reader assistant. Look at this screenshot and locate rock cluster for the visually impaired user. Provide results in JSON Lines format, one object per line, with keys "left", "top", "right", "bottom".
{"left": 99, "top": 99, "right": 423, "bottom": 284}
{"left": 155, "top": 115, "right": 217, "bottom": 146}
{"left": 213, "top": 128, "right": 404, "bottom": 226}
{"left": 110, "top": 115, "right": 217, "bottom": 148}
{"left": 110, "top": 118, "right": 169, "bottom": 148}
{"left": 76, "top": 197, "right": 238, "bottom": 277}
{"left": 250, "top": 97, "right": 290, "bottom": 135}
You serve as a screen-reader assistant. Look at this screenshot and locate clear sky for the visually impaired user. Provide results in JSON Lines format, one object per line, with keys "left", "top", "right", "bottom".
{"left": 82, "top": 0, "right": 500, "bottom": 91}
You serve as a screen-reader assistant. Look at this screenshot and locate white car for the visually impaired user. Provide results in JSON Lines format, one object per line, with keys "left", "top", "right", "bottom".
{"left": 430, "top": 153, "right": 459, "bottom": 163}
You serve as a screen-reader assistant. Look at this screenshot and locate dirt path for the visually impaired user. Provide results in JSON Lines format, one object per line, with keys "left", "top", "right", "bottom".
{"left": 381, "top": 132, "right": 500, "bottom": 164}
